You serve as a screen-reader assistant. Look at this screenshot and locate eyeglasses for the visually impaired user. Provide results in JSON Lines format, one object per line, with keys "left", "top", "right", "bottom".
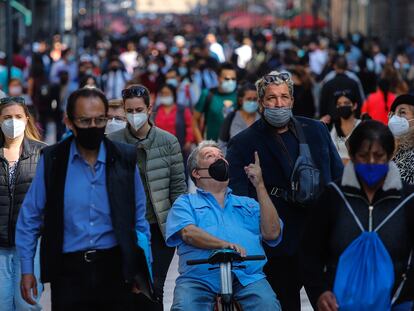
{"left": 0, "top": 96, "right": 25, "bottom": 105}
{"left": 73, "top": 117, "right": 108, "bottom": 128}
{"left": 122, "top": 86, "right": 149, "bottom": 99}
{"left": 263, "top": 72, "right": 291, "bottom": 84}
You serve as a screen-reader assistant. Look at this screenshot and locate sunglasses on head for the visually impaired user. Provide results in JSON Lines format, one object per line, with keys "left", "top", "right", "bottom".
{"left": 122, "top": 87, "right": 148, "bottom": 99}
{"left": 0, "top": 96, "right": 25, "bottom": 105}
{"left": 263, "top": 72, "right": 291, "bottom": 84}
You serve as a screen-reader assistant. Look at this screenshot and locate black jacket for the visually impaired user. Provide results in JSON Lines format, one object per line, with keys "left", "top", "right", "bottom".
{"left": 227, "top": 117, "right": 343, "bottom": 257}
{"left": 40, "top": 137, "right": 153, "bottom": 296}
{"left": 0, "top": 138, "right": 45, "bottom": 247}
{"left": 303, "top": 162, "right": 414, "bottom": 305}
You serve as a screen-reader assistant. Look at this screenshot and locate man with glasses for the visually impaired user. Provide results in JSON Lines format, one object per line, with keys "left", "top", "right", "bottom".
{"left": 226, "top": 70, "right": 343, "bottom": 310}
{"left": 16, "top": 87, "right": 152, "bottom": 310}
{"left": 108, "top": 84, "right": 186, "bottom": 310}
{"left": 192, "top": 62, "right": 238, "bottom": 143}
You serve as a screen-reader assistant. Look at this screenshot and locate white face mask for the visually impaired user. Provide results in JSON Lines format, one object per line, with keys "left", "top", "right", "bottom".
{"left": 159, "top": 96, "right": 174, "bottom": 106}
{"left": 148, "top": 63, "right": 158, "bottom": 73}
{"left": 388, "top": 115, "right": 411, "bottom": 137}
{"left": 105, "top": 118, "right": 127, "bottom": 134}
{"left": 8, "top": 86, "right": 22, "bottom": 96}
{"left": 127, "top": 113, "right": 148, "bottom": 131}
{"left": 1, "top": 118, "right": 26, "bottom": 139}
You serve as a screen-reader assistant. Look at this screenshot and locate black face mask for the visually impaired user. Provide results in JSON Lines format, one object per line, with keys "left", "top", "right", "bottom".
{"left": 74, "top": 126, "right": 105, "bottom": 150}
{"left": 337, "top": 106, "right": 353, "bottom": 119}
{"left": 198, "top": 158, "right": 229, "bottom": 182}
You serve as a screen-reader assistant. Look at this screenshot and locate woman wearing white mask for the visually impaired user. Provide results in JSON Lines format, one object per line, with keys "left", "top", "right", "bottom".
{"left": 218, "top": 82, "right": 260, "bottom": 153}
{"left": 107, "top": 84, "right": 186, "bottom": 310}
{"left": 0, "top": 96, "right": 45, "bottom": 310}
{"left": 388, "top": 94, "right": 414, "bottom": 185}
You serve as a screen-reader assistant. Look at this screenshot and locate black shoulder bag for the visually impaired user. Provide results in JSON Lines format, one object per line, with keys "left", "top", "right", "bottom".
{"left": 288, "top": 118, "right": 322, "bottom": 205}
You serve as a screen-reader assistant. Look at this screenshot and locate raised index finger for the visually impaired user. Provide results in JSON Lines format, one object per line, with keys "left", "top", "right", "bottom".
{"left": 254, "top": 151, "right": 260, "bottom": 165}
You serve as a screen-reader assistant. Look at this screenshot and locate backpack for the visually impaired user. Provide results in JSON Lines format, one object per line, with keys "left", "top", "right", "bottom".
{"left": 330, "top": 182, "right": 414, "bottom": 311}
{"left": 288, "top": 118, "right": 321, "bottom": 205}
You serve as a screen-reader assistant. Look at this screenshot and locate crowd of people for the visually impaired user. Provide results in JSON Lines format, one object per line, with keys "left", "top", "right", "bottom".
{"left": 0, "top": 23, "right": 413, "bottom": 311}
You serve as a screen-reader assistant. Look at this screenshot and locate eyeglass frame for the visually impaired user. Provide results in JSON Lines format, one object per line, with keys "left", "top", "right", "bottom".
{"left": 0, "top": 96, "right": 25, "bottom": 105}
{"left": 72, "top": 116, "right": 108, "bottom": 128}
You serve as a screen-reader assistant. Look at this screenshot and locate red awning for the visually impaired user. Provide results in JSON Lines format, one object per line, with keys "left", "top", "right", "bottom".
{"left": 227, "top": 13, "right": 274, "bottom": 29}
{"left": 285, "top": 13, "right": 327, "bottom": 29}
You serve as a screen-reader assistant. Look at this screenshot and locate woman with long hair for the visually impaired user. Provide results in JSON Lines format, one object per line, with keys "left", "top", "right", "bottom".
{"left": 330, "top": 89, "right": 361, "bottom": 165}
{"left": 0, "top": 96, "right": 45, "bottom": 310}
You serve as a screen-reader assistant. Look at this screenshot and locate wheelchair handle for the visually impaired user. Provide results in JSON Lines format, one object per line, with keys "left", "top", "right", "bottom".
{"left": 187, "top": 258, "right": 210, "bottom": 265}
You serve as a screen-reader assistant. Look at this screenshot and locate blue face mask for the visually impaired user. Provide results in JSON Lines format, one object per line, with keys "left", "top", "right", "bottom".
{"left": 242, "top": 100, "right": 258, "bottom": 113}
{"left": 178, "top": 66, "right": 188, "bottom": 77}
{"left": 354, "top": 163, "right": 389, "bottom": 187}
{"left": 221, "top": 80, "right": 237, "bottom": 93}
{"left": 166, "top": 78, "right": 178, "bottom": 88}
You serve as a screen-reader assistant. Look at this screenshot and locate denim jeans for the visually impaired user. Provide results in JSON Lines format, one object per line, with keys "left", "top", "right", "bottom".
{"left": 0, "top": 242, "right": 43, "bottom": 311}
{"left": 171, "top": 277, "right": 281, "bottom": 311}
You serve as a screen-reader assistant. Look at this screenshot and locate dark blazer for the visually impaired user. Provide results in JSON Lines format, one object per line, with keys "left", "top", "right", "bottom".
{"left": 227, "top": 117, "right": 343, "bottom": 257}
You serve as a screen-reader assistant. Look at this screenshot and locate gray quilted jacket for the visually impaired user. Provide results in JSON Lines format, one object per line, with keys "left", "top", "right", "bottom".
{"left": 108, "top": 125, "right": 187, "bottom": 238}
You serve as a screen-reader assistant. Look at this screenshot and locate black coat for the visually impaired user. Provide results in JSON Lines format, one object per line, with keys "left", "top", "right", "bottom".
{"left": 302, "top": 162, "right": 414, "bottom": 305}
{"left": 226, "top": 117, "right": 343, "bottom": 257}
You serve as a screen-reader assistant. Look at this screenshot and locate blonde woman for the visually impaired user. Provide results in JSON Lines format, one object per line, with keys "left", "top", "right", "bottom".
{"left": 0, "top": 96, "right": 45, "bottom": 310}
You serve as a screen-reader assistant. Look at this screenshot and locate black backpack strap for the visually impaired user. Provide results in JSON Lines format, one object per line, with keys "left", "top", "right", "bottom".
{"left": 203, "top": 87, "right": 217, "bottom": 122}
{"left": 219, "top": 111, "right": 236, "bottom": 143}
{"left": 151, "top": 105, "right": 160, "bottom": 123}
{"left": 175, "top": 105, "right": 186, "bottom": 147}
{"left": 291, "top": 117, "right": 307, "bottom": 144}
{"left": 292, "top": 117, "right": 316, "bottom": 164}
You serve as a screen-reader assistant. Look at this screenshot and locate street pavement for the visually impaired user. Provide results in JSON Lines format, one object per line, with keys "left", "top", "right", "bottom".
{"left": 40, "top": 252, "right": 313, "bottom": 310}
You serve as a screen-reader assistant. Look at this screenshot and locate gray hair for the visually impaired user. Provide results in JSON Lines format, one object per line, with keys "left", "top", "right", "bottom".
{"left": 255, "top": 70, "right": 294, "bottom": 101}
{"left": 187, "top": 140, "right": 220, "bottom": 184}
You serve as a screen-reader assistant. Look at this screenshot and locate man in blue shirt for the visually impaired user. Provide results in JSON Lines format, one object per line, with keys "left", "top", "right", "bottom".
{"left": 15, "top": 87, "right": 151, "bottom": 310}
{"left": 166, "top": 141, "right": 283, "bottom": 311}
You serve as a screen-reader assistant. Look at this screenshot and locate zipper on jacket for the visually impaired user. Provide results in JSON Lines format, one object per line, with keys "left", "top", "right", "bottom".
{"left": 343, "top": 191, "right": 401, "bottom": 231}
{"left": 2, "top": 159, "right": 14, "bottom": 247}
{"left": 6, "top": 151, "right": 26, "bottom": 247}
{"left": 368, "top": 205, "right": 373, "bottom": 232}
{"left": 139, "top": 146, "right": 163, "bottom": 230}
